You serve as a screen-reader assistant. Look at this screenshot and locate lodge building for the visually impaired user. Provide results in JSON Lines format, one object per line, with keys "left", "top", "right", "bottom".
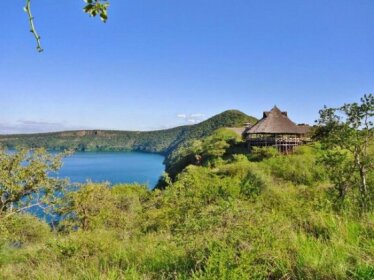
{"left": 239, "top": 106, "right": 311, "bottom": 153}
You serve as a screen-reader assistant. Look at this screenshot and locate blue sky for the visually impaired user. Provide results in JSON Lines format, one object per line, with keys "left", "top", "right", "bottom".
{"left": 1, "top": 0, "right": 373, "bottom": 133}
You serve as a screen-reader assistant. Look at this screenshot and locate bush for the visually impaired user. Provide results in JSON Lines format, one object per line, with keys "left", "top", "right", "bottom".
{"left": 249, "top": 147, "right": 279, "bottom": 162}
{"left": 0, "top": 214, "right": 51, "bottom": 246}
{"left": 264, "top": 145, "right": 327, "bottom": 186}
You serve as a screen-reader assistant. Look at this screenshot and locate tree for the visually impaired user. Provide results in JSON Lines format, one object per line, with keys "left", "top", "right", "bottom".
{"left": 58, "top": 182, "right": 114, "bottom": 231}
{"left": 25, "top": 0, "right": 110, "bottom": 52}
{"left": 57, "top": 183, "right": 148, "bottom": 231}
{"left": 189, "top": 128, "right": 242, "bottom": 166}
{"left": 315, "top": 94, "right": 374, "bottom": 212}
{"left": 0, "top": 148, "right": 68, "bottom": 219}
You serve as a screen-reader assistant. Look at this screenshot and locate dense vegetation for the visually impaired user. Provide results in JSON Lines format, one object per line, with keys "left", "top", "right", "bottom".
{"left": 0, "top": 96, "right": 373, "bottom": 279}
{"left": 1, "top": 143, "right": 373, "bottom": 279}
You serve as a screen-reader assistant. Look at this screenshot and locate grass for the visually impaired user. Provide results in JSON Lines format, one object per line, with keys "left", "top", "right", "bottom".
{"left": 0, "top": 145, "right": 373, "bottom": 279}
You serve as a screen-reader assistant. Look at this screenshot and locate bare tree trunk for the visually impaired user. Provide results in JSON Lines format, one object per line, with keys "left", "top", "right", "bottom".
{"left": 337, "top": 184, "right": 347, "bottom": 201}
{"left": 82, "top": 208, "right": 89, "bottom": 231}
{"left": 359, "top": 165, "right": 368, "bottom": 211}
{"left": 355, "top": 152, "right": 368, "bottom": 212}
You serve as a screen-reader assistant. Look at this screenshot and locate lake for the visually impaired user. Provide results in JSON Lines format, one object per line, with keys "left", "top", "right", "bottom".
{"left": 56, "top": 151, "right": 165, "bottom": 188}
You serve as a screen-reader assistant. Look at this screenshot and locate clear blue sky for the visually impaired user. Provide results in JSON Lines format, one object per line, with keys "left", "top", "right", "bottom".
{"left": 1, "top": 0, "right": 373, "bottom": 133}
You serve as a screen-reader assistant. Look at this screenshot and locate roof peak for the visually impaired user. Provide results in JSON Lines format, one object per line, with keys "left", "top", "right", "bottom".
{"left": 252, "top": 106, "right": 299, "bottom": 134}
{"left": 262, "top": 106, "right": 288, "bottom": 118}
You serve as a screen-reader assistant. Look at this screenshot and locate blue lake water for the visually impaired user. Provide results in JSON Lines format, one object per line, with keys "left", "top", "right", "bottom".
{"left": 56, "top": 152, "right": 165, "bottom": 188}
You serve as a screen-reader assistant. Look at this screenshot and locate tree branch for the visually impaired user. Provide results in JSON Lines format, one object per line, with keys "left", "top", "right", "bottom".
{"left": 24, "top": 0, "right": 43, "bottom": 52}
{"left": 3, "top": 202, "right": 48, "bottom": 219}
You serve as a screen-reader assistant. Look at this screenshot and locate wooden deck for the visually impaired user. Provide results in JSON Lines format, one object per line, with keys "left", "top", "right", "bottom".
{"left": 247, "top": 135, "right": 304, "bottom": 154}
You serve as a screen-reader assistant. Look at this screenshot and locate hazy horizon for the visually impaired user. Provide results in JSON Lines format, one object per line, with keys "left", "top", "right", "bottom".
{"left": 0, "top": 108, "right": 308, "bottom": 135}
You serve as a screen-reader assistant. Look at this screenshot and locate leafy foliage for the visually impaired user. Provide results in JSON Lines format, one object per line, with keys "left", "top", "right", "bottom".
{"left": 164, "top": 128, "right": 244, "bottom": 179}
{"left": 249, "top": 146, "right": 279, "bottom": 162}
{"left": 83, "top": 0, "right": 110, "bottom": 22}
{"left": 0, "top": 148, "right": 68, "bottom": 219}
{"left": 315, "top": 94, "right": 374, "bottom": 212}
{"left": 1, "top": 144, "right": 373, "bottom": 279}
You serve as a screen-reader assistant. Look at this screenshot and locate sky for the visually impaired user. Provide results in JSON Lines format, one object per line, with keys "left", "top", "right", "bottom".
{"left": 1, "top": 0, "right": 373, "bottom": 133}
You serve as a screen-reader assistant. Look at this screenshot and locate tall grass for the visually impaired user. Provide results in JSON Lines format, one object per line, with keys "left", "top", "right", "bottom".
{"left": 1, "top": 146, "right": 373, "bottom": 279}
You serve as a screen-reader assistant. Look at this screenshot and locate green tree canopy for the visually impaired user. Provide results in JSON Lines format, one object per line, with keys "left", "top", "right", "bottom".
{"left": 315, "top": 94, "right": 374, "bottom": 212}
{"left": 0, "top": 148, "right": 68, "bottom": 219}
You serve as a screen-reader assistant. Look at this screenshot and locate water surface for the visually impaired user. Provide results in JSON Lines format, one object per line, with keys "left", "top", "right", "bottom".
{"left": 56, "top": 151, "right": 165, "bottom": 188}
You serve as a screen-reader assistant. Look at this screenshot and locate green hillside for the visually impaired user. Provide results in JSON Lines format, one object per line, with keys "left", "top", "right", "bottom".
{"left": 1, "top": 96, "right": 373, "bottom": 279}
{"left": 0, "top": 110, "right": 256, "bottom": 155}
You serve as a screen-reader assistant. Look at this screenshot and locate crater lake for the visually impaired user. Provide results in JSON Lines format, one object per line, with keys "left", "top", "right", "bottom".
{"left": 56, "top": 151, "right": 165, "bottom": 188}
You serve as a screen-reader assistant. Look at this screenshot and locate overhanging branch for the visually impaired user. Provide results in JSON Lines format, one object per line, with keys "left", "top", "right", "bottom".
{"left": 24, "top": 0, "right": 43, "bottom": 52}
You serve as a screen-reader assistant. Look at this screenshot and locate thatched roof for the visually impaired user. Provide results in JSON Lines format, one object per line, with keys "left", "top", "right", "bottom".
{"left": 296, "top": 124, "right": 312, "bottom": 135}
{"left": 248, "top": 106, "right": 303, "bottom": 135}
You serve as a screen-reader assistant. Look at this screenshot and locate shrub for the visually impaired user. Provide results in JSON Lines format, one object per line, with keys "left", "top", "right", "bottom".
{"left": 264, "top": 145, "right": 327, "bottom": 186}
{"left": 249, "top": 146, "right": 279, "bottom": 162}
{"left": 0, "top": 214, "right": 51, "bottom": 246}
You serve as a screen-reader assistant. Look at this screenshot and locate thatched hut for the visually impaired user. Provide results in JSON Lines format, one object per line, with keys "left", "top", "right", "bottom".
{"left": 245, "top": 106, "right": 310, "bottom": 153}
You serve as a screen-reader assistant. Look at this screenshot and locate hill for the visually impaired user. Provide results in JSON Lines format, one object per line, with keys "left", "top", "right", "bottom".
{"left": 0, "top": 110, "right": 256, "bottom": 155}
